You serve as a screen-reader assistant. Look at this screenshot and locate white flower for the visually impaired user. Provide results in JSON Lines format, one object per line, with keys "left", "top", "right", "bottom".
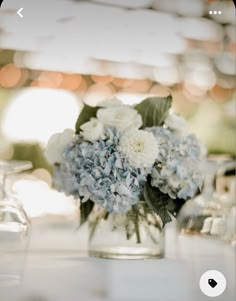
{"left": 165, "top": 112, "right": 187, "bottom": 134}
{"left": 99, "top": 98, "right": 123, "bottom": 107}
{"left": 45, "top": 129, "right": 74, "bottom": 165}
{"left": 80, "top": 118, "right": 104, "bottom": 142}
{"left": 119, "top": 129, "right": 158, "bottom": 169}
{"left": 97, "top": 106, "right": 142, "bottom": 131}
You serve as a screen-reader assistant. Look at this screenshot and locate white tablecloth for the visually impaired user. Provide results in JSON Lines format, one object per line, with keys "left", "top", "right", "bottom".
{"left": 1, "top": 224, "right": 235, "bottom": 301}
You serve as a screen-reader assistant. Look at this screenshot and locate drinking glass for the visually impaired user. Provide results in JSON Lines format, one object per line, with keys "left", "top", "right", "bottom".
{"left": 177, "top": 159, "right": 235, "bottom": 239}
{"left": 0, "top": 160, "right": 32, "bottom": 287}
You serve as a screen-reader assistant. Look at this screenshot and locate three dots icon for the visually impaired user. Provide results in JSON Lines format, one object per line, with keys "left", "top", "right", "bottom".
{"left": 209, "top": 11, "right": 222, "bottom": 15}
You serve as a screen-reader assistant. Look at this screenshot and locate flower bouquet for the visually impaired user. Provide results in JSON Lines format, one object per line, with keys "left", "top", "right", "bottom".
{"left": 46, "top": 95, "right": 205, "bottom": 259}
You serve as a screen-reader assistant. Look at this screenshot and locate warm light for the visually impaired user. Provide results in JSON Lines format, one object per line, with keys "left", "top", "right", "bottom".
{"left": 123, "top": 79, "right": 152, "bottom": 93}
{"left": 113, "top": 78, "right": 134, "bottom": 88}
{"left": 30, "top": 80, "right": 40, "bottom": 87}
{"left": 149, "top": 85, "right": 171, "bottom": 97}
{"left": 2, "top": 88, "right": 82, "bottom": 145}
{"left": 84, "top": 84, "right": 115, "bottom": 106}
{"left": 13, "top": 177, "right": 77, "bottom": 218}
{"left": 0, "top": 64, "right": 22, "bottom": 88}
{"left": 37, "top": 71, "right": 63, "bottom": 88}
{"left": 91, "top": 75, "right": 113, "bottom": 85}
{"left": 60, "top": 74, "right": 82, "bottom": 91}
{"left": 210, "top": 85, "right": 234, "bottom": 102}
{"left": 76, "top": 78, "right": 88, "bottom": 95}
{"left": 16, "top": 69, "right": 29, "bottom": 87}
{"left": 184, "top": 83, "right": 207, "bottom": 98}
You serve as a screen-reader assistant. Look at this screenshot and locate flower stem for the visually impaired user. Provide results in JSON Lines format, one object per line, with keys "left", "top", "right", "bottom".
{"left": 89, "top": 218, "right": 99, "bottom": 241}
{"left": 134, "top": 210, "right": 141, "bottom": 244}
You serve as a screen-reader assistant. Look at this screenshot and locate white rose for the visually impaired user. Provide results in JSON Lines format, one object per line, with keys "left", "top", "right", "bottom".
{"left": 80, "top": 118, "right": 104, "bottom": 142}
{"left": 45, "top": 129, "right": 74, "bottom": 165}
{"left": 97, "top": 106, "right": 142, "bottom": 131}
{"left": 165, "top": 112, "right": 187, "bottom": 134}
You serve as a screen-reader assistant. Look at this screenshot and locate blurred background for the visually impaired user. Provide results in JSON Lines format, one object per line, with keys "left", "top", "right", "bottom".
{"left": 0, "top": 0, "right": 235, "bottom": 248}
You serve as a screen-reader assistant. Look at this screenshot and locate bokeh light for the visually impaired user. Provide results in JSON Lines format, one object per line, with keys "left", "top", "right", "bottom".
{"left": 0, "top": 64, "right": 22, "bottom": 88}
{"left": 2, "top": 88, "right": 82, "bottom": 145}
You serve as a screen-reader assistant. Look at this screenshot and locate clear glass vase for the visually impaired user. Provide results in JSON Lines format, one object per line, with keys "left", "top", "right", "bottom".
{"left": 0, "top": 160, "right": 32, "bottom": 287}
{"left": 88, "top": 205, "right": 164, "bottom": 259}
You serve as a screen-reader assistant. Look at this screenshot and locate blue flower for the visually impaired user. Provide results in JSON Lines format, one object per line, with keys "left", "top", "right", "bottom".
{"left": 147, "top": 127, "right": 205, "bottom": 200}
{"left": 54, "top": 128, "right": 148, "bottom": 213}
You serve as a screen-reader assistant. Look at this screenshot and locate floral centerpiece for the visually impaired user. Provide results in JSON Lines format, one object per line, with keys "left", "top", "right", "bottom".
{"left": 45, "top": 95, "right": 205, "bottom": 259}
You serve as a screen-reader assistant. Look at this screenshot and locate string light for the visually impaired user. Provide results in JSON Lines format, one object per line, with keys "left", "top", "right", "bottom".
{"left": 0, "top": 64, "right": 22, "bottom": 88}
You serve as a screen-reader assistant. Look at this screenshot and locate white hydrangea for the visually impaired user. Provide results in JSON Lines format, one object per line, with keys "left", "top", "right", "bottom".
{"left": 97, "top": 106, "right": 142, "bottom": 131}
{"left": 45, "top": 129, "right": 74, "bottom": 165}
{"left": 119, "top": 129, "right": 158, "bottom": 169}
{"left": 165, "top": 112, "right": 187, "bottom": 135}
{"left": 80, "top": 118, "right": 104, "bottom": 142}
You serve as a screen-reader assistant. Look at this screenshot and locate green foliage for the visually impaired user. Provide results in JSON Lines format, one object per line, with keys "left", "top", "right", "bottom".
{"left": 80, "top": 200, "right": 94, "bottom": 225}
{"left": 75, "top": 96, "right": 172, "bottom": 133}
{"left": 135, "top": 95, "right": 172, "bottom": 127}
{"left": 75, "top": 104, "right": 99, "bottom": 134}
{"left": 167, "top": 198, "right": 186, "bottom": 218}
{"left": 143, "top": 177, "right": 186, "bottom": 227}
{"left": 13, "top": 143, "right": 53, "bottom": 173}
{"left": 144, "top": 177, "right": 173, "bottom": 227}
{"left": 0, "top": 88, "right": 11, "bottom": 115}
{"left": 0, "top": 50, "right": 14, "bottom": 65}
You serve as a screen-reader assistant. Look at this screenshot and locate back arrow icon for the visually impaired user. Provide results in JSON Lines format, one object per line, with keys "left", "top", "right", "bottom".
{"left": 17, "top": 8, "right": 24, "bottom": 18}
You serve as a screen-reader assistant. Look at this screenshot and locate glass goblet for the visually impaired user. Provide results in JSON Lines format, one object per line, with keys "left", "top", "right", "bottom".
{"left": 0, "top": 160, "right": 32, "bottom": 287}
{"left": 177, "top": 159, "right": 235, "bottom": 239}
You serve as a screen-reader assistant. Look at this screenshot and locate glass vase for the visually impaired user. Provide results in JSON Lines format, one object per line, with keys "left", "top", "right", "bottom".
{"left": 88, "top": 204, "right": 164, "bottom": 259}
{"left": 0, "top": 160, "right": 32, "bottom": 287}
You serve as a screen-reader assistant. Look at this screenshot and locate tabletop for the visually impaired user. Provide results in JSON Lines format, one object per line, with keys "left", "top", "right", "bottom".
{"left": 0, "top": 223, "right": 235, "bottom": 301}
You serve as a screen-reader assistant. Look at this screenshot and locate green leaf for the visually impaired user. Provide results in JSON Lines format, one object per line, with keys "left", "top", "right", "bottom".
{"left": 75, "top": 104, "right": 99, "bottom": 134}
{"left": 167, "top": 198, "right": 186, "bottom": 218}
{"left": 80, "top": 200, "right": 94, "bottom": 225}
{"left": 143, "top": 178, "right": 172, "bottom": 227}
{"left": 135, "top": 95, "right": 172, "bottom": 128}
{"left": 13, "top": 143, "right": 53, "bottom": 174}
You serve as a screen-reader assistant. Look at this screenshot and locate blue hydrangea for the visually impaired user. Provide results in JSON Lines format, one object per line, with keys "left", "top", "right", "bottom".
{"left": 54, "top": 128, "right": 148, "bottom": 213}
{"left": 147, "top": 127, "right": 205, "bottom": 200}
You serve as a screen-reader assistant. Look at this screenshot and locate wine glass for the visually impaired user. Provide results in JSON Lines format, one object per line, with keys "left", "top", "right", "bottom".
{"left": 0, "top": 160, "right": 32, "bottom": 288}
{"left": 177, "top": 158, "right": 235, "bottom": 239}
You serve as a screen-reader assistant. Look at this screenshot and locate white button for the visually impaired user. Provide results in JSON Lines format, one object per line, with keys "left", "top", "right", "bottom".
{"left": 200, "top": 270, "right": 227, "bottom": 297}
{"left": 17, "top": 7, "right": 24, "bottom": 18}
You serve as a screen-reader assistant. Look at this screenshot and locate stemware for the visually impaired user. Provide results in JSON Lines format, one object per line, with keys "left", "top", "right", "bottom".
{"left": 177, "top": 159, "right": 235, "bottom": 239}
{"left": 0, "top": 160, "right": 32, "bottom": 287}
